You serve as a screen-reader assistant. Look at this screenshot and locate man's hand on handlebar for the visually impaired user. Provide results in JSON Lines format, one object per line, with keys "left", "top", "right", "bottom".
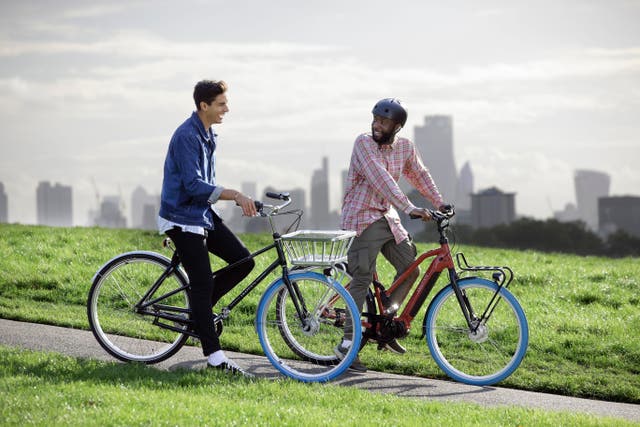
{"left": 409, "top": 208, "right": 433, "bottom": 221}
{"left": 438, "top": 204, "right": 454, "bottom": 214}
{"left": 409, "top": 204, "right": 455, "bottom": 221}
{"left": 236, "top": 193, "right": 258, "bottom": 217}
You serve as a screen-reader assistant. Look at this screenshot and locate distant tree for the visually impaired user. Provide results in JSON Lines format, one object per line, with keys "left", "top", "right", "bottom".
{"left": 409, "top": 213, "right": 637, "bottom": 258}
{"left": 431, "top": 217, "right": 610, "bottom": 256}
{"left": 606, "top": 230, "right": 640, "bottom": 257}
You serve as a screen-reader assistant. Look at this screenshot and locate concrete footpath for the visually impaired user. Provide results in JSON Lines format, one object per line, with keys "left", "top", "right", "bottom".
{"left": 1, "top": 318, "right": 639, "bottom": 423}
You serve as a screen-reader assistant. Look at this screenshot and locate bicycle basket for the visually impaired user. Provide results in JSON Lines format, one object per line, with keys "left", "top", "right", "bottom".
{"left": 281, "top": 230, "right": 356, "bottom": 266}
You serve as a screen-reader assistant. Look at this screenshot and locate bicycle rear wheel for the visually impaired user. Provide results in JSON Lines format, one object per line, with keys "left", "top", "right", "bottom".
{"left": 87, "top": 251, "right": 191, "bottom": 364}
{"left": 425, "top": 277, "right": 529, "bottom": 386}
{"left": 256, "top": 271, "right": 361, "bottom": 382}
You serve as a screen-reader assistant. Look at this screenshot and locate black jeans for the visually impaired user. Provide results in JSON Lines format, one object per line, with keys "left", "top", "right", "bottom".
{"left": 166, "top": 217, "right": 255, "bottom": 356}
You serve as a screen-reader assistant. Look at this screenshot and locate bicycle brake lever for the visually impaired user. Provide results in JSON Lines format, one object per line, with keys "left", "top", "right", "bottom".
{"left": 254, "top": 200, "right": 269, "bottom": 217}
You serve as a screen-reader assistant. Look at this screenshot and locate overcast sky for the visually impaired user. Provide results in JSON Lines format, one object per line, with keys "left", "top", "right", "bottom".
{"left": 1, "top": 0, "right": 639, "bottom": 226}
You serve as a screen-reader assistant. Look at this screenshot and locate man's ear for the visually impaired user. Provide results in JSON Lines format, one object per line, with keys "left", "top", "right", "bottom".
{"left": 199, "top": 101, "right": 208, "bottom": 111}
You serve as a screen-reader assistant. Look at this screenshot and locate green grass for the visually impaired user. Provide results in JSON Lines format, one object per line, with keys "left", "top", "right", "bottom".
{"left": 1, "top": 345, "right": 634, "bottom": 427}
{"left": 1, "top": 223, "right": 640, "bottom": 405}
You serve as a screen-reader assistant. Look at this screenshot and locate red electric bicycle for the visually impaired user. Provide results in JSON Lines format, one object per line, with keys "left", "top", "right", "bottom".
{"left": 280, "top": 208, "right": 529, "bottom": 386}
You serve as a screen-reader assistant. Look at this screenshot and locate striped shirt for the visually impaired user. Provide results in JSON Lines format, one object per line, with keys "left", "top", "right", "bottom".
{"left": 341, "top": 133, "right": 444, "bottom": 243}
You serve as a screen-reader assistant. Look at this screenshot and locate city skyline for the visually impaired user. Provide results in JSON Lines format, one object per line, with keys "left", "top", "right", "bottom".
{"left": 2, "top": 160, "right": 627, "bottom": 233}
{"left": 1, "top": 1, "right": 639, "bottom": 225}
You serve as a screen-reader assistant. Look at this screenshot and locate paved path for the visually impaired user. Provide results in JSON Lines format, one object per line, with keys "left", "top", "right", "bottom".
{"left": 1, "top": 318, "right": 639, "bottom": 423}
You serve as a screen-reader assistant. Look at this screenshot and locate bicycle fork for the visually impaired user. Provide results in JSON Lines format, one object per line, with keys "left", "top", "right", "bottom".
{"left": 448, "top": 268, "right": 507, "bottom": 336}
{"left": 447, "top": 269, "right": 479, "bottom": 332}
{"left": 281, "top": 270, "right": 316, "bottom": 331}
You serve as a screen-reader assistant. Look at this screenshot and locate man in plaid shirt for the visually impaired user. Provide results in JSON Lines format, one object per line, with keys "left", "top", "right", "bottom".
{"left": 335, "top": 98, "right": 449, "bottom": 372}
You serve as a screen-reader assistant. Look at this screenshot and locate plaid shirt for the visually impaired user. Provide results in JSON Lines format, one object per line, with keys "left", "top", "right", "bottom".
{"left": 341, "top": 133, "right": 444, "bottom": 243}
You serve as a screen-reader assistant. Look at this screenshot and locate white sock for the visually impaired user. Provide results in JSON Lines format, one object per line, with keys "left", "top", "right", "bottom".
{"left": 207, "top": 350, "right": 227, "bottom": 366}
{"left": 341, "top": 339, "right": 353, "bottom": 348}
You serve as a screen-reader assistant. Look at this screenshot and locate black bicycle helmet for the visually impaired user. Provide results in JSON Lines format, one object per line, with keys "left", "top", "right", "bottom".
{"left": 372, "top": 98, "right": 407, "bottom": 128}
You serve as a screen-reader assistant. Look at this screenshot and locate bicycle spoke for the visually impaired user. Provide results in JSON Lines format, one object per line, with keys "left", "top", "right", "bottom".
{"left": 425, "top": 278, "right": 528, "bottom": 385}
{"left": 256, "top": 271, "right": 361, "bottom": 382}
{"left": 88, "top": 253, "right": 190, "bottom": 364}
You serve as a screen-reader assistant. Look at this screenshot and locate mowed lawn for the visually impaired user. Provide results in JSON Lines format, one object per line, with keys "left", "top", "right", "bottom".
{"left": 1, "top": 223, "right": 639, "bottom": 406}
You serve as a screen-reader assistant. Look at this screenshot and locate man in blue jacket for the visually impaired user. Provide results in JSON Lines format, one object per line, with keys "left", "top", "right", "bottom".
{"left": 158, "top": 80, "right": 256, "bottom": 377}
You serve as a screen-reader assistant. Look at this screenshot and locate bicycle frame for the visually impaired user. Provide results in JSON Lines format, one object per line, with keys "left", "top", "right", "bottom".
{"left": 132, "top": 199, "right": 312, "bottom": 340}
{"left": 368, "top": 239, "right": 480, "bottom": 339}
{"left": 368, "top": 212, "right": 504, "bottom": 338}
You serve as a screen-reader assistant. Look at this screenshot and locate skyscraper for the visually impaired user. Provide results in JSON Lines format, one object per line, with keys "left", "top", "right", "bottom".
{"left": 456, "top": 161, "right": 474, "bottom": 211}
{"left": 599, "top": 196, "right": 640, "bottom": 238}
{"left": 224, "top": 181, "right": 259, "bottom": 232}
{"left": 454, "top": 161, "right": 474, "bottom": 225}
{"left": 471, "top": 187, "right": 516, "bottom": 228}
{"left": 574, "top": 169, "right": 610, "bottom": 231}
{"left": 0, "top": 182, "right": 7, "bottom": 223}
{"left": 36, "top": 181, "right": 72, "bottom": 226}
{"left": 94, "top": 196, "right": 127, "bottom": 228}
{"left": 131, "top": 186, "right": 160, "bottom": 230}
{"left": 413, "top": 115, "right": 458, "bottom": 204}
{"left": 283, "top": 187, "right": 308, "bottom": 229}
{"left": 310, "top": 157, "right": 330, "bottom": 228}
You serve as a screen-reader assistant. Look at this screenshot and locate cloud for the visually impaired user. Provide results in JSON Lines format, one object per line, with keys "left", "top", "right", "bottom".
{"left": 1, "top": 3, "right": 639, "bottom": 224}
{"left": 60, "top": 4, "right": 132, "bottom": 19}
{"left": 0, "top": 29, "right": 344, "bottom": 58}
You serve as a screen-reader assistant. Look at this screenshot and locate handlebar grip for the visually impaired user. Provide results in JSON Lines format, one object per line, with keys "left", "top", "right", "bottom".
{"left": 265, "top": 191, "right": 290, "bottom": 201}
{"left": 254, "top": 200, "right": 264, "bottom": 211}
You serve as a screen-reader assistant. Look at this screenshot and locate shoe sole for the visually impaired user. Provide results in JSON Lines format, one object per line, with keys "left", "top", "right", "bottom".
{"left": 383, "top": 345, "right": 406, "bottom": 355}
{"left": 348, "top": 364, "right": 368, "bottom": 373}
{"left": 335, "top": 347, "right": 367, "bottom": 373}
{"left": 207, "top": 363, "right": 255, "bottom": 378}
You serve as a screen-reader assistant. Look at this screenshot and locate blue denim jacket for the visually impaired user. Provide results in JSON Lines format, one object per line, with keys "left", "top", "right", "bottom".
{"left": 159, "top": 112, "right": 223, "bottom": 229}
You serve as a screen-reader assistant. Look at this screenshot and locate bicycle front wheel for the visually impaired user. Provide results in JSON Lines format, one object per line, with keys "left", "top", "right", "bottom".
{"left": 87, "top": 251, "right": 191, "bottom": 364}
{"left": 256, "top": 271, "right": 361, "bottom": 382}
{"left": 425, "top": 278, "right": 529, "bottom": 386}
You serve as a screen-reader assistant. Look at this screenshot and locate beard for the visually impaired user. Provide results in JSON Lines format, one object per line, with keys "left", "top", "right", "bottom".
{"left": 371, "top": 125, "right": 395, "bottom": 145}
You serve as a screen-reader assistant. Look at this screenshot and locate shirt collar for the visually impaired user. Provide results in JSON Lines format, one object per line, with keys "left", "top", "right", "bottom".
{"left": 377, "top": 139, "right": 395, "bottom": 150}
{"left": 368, "top": 133, "right": 395, "bottom": 150}
{"left": 190, "top": 111, "right": 215, "bottom": 143}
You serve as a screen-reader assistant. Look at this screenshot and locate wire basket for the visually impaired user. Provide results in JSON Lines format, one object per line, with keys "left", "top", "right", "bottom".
{"left": 281, "top": 230, "right": 356, "bottom": 266}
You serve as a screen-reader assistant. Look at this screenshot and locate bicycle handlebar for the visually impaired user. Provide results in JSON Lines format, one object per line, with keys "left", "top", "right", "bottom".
{"left": 255, "top": 191, "right": 293, "bottom": 216}
{"left": 265, "top": 191, "right": 290, "bottom": 201}
{"left": 409, "top": 205, "right": 455, "bottom": 222}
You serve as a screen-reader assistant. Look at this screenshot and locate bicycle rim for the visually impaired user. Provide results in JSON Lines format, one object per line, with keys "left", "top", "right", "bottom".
{"left": 256, "top": 271, "right": 361, "bottom": 382}
{"left": 426, "top": 278, "right": 529, "bottom": 385}
{"left": 87, "top": 252, "right": 190, "bottom": 363}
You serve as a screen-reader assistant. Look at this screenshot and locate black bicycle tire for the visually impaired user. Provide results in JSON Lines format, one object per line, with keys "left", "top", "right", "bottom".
{"left": 87, "top": 251, "right": 191, "bottom": 364}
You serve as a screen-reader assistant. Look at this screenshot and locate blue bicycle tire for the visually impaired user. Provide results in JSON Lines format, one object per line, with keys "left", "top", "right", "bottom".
{"left": 425, "top": 277, "right": 529, "bottom": 385}
{"left": 256, "top": 271, "right": 361, "bottom": 382}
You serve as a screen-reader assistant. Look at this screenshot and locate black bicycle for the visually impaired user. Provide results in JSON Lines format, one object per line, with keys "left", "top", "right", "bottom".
{"left": 87, "top": 192, "right": 361, "bottom": 382}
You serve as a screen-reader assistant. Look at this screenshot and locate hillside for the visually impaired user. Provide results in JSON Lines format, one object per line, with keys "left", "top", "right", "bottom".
{"left": 0, "top": 223, "right": 638, "bottom": 403}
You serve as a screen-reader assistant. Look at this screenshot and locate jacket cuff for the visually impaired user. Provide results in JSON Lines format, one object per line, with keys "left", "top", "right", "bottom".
{"left": 207, "top": 186, "right": 225, "bottom": 204}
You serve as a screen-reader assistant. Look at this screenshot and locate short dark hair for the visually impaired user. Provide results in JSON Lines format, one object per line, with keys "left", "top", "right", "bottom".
{"left": 193, "top": 80, "right": 228, "bottom": 110}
